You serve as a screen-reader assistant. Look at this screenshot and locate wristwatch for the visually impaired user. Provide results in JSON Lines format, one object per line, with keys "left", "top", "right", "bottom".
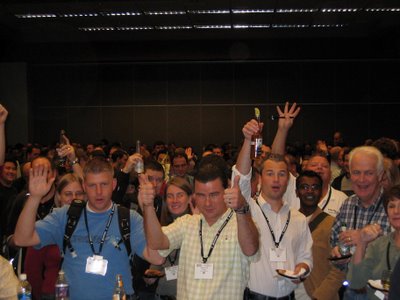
{"left": 234, "top": 204, "right": 250, "bottom": 214}
{"left": 70, "top": 158, "right": 79, "bottom": 165}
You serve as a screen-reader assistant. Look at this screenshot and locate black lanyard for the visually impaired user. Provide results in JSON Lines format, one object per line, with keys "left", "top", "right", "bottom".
{"left": 353, "top": 196, "right": 383, "bottom": 229}
{"left": 387, "top": 241, "right": 392, "bottom": 271}
{"left": 256, "top": 199, "right": 291, "bottom": 248}
{"left": 84, "top": 203, "right": 115, "bottom": 255}
{"left": 320, "top": 187, "right": 332, "bottom": 211}
{"left": 199, "top": 210, "right": 233, "bottom": 263}
{"left": 167, "top": 249, "right": 180, "bottom": 266}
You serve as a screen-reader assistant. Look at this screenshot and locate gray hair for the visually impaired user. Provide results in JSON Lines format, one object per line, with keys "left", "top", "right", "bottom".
{"left": 349, "top": 146, "right": 384, "bottom": 176}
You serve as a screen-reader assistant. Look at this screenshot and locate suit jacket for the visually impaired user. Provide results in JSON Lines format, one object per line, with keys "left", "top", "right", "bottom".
{"left": 304, "top": 208, "right": 345, "bottom": 300}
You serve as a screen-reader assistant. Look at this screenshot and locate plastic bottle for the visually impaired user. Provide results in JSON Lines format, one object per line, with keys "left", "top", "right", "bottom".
{"left": 112, "top": 274, "right": 126, "bottom": 300}
{"left": 55, "top": 270, "right": 69, "bottom": 300}
{"left": 134, "top": 140, "right": 144, "bottom": 174}
{"left": 57, "top": 129, "right": 69, "bottom": 167}
{"left": 250, "top": 107, "right": 263, "bottom": 160}
{"left": 18, "top": 273, "right": 32, "bottom": 300}
{"left": 338, "top": 223, "right": 350, "bottom": 256}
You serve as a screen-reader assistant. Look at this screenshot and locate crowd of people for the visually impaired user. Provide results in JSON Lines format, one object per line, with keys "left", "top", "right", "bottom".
{"left": 0, "top": 102, "right": 399, "bottom": 300}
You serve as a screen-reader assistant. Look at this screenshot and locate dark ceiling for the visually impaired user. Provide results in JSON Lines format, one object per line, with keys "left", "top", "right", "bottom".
{"left": 1, "top": 0, "right": 400, "bottom": 62}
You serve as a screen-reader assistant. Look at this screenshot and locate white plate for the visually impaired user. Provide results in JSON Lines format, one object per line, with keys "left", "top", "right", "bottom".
{"left": 276, "top": 268, "right": 306, "bottom": 280}
{"left": 367, "top": 279, "right": 389, "bottom": 292}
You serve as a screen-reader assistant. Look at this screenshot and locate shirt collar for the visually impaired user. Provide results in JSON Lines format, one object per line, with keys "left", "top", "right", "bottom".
{"left": 257, "top": 193, "right": 289, "bottom": 214}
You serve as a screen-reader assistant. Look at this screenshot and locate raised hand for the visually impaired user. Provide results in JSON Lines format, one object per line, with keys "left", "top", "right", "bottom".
{"left": 138, "top": 174, "right": 156, "bottom": 209}
{"left": 276, "top": 102, "right": 300, "bottom": 131}
{"left": 185, "top": 147, "right": 193, "bottom": 161}
{"left": 242, "top": 119, "right": 264, "bottom": 141}
{"left": 122, "top": 153, "right": 143, "bottom": 173}
{"left": 360, "top": 224, "right": 382, "bottom": 244}
{"left": 0, "top": 105, "right": 8, "bottom": 125}
{"left": 29, "top": 164, "right": 56, "bottom": 200}
{"left": 224, "top": 175, "right": 246, "bottom": 211}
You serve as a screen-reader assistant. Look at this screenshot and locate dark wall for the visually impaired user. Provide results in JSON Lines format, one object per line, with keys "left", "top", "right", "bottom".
{"left": 29, "top": 59, "right": 400, "bottom": 152}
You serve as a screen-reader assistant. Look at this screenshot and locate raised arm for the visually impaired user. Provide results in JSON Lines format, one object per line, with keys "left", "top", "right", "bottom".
{"left": 0, "top": 105, "right": 9, "bottom": 165}
{"left": 236, "top": 119, "right": 263, "bottom": 175}
{"left": 138, "top": 174, "right": 170, "bottom": 250}
{"left": 224, "top": 175, "right": 259, "bottom": 256}
{"left": 14, "top": 164, "right": 56, "bottom": 246}
{"left": 271, "top": 102, "right": 300, "bottom": 155}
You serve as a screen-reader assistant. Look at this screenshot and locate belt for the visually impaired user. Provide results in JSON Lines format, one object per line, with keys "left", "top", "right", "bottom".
{"left": 244, "top": 288, "right": 295, "bottom": 300}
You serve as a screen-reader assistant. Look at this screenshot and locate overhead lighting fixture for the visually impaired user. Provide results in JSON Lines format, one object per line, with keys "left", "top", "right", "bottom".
{"left": 144, "top": 11, "right": 186, "bottom": 15}
{"left": 312, "top": 24, "right": 347, "bottom": 28}
{"left": 101, "top": 12, "right": 141, "bottom": 16}
{"left": 321, "top": 8, "right": 360, "bottom": 13}
{"left": 233, "top": 24, "right": 270, "bottom": 28}
{"left": 194, "top": 25, "right": 231, "bottom": 29}
{"left": 79, "top": 27, "right": 115, "bottom": 32}
{"left": 60, "top": 13, "right": 98, "bottom": 17}
{"left": 276, "top": 8, "right": 318, "bottom": 13}
{"left": 15, "top": 13, "right": 57, "bottom": 18}
{"left": 187, "top": 10, "right": 230, "bottom": 14}
{"left": 232, "top": 9, "right": 274, "bottom": 14}
{"left": 115, "top": 26, "right": 153, "bottom": 31}
{"left": 365, "top": 8, "right": 400, "bottom": 12}
{"left": 272, "top": 24, "right": 308, "bottom": 28}
{"left": 156, "top": 25, "right": 192, "bottom": 30}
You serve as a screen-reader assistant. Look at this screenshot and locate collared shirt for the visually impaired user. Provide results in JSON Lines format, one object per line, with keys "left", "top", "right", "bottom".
{"left": 318, "top": 186, "right": 347, "bottom": 217}
{"left": 232, "top": 166, "right": 313, "bottom": 298}
{"left": 159, "top": 209, "right": 256, "bottom": 300}
{"left": 330, "top": 191, "right": 391, "bottom": 247}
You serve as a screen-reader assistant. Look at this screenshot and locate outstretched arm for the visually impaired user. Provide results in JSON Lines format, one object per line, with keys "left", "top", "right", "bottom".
{"left": 271, "top": 102, "right": 300, "bottom": 155}
{"left": 14, "top": 164, "right": 56, "bottom": 246}
{"left": 236, "top": 119, "right": 263, "bottom": 175}
{"left": 224, "top": 175, "right": 259, "bottom": 256}
{"left": 138, "top": 174, "right": 170, "bottom": 250}
{"left": 0, "top": 105, "right": 8, "bottom": 166}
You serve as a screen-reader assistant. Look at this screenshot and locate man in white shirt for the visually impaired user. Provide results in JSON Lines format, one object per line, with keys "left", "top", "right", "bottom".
{"left": 234, "top": 117, "right": 313, "bottom": 299}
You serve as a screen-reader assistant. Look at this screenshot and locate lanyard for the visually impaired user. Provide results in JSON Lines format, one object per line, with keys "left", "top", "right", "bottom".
{"left": 256, "top": 199, "right": 291, "bottom": 248}
{"left": 84, "top": 203, "right": 115, "bottom": 255}
{"left": 199, "top": 210, "right": 233, "bottom": 263}
{"left": 320, "top": 187, "right": 332, "bottom": 211}
{"left": 353, "top": 196, "right": 382, "bottom": 229}
{"left": 167, "top": 249, "right": 180, "bottom": 266}
{"left": 387, "top": 241, "right": 392, "bottom": 270}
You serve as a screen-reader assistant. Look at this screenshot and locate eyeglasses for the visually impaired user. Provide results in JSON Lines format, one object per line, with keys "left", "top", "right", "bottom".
{"left": 298, "top": 184, "right": 321, "bottom": 192}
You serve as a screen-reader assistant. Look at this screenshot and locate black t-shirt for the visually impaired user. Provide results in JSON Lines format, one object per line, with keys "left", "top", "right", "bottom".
{"left": 0, "top": 183, "right": 18, "bottom": 239}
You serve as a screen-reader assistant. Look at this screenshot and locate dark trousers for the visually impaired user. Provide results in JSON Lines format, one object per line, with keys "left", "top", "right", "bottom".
{"left": 243, "top": 288, "right": 295, "bottom": 300}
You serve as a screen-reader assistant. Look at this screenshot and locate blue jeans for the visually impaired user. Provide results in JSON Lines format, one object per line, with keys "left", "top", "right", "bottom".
{"left": 343, "top": 288, "right": 368, "bottom": 300}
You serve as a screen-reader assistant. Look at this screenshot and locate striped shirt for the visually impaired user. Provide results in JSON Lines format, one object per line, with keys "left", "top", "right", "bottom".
{"left": 159, "top": 210, "right": 257, "bottom": 300}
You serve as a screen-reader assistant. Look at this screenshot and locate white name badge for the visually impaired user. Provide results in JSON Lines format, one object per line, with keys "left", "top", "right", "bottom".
{"left": 85, "top": 255, "right": 108, "bottom": 276}
{"left": 269, "top": 247, "right": 287, "bottom": 262}
{"left": 194, "top": 263, "right": 213, "bottom": 279}
{"left": 165, "top": 265, "right": 179, "bottom": 281}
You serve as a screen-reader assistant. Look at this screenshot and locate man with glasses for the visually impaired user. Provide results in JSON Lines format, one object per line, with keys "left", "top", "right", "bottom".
{"left": 138, "top": 157, "right": 259, "bottom": 300}
{"left": 233, "top": 117, "right": 312, "bottom": 300}
{"left": 295, "top": 170, "right": 344, "bottom": 300}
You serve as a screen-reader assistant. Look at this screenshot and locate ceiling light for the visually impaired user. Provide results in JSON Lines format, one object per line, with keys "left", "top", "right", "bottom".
{"left": 115, "top": 26, "right": 153, "bottom": 31}
{"left": 156, "top": 25, "right": 192, "bottom": 30}
{"left": 276, "top": 8, "right": 318, "bottom": 13}
{"left": 365, "top": 8, "right": 400, "bottom": 12}
{"left": 60, "top": 13, "right": 98, "bottom": 18}
{"left": 232, "top": 9, "right": 274, "bottom": 14}
{"left": 321, "top": 8, "right": 360, "bottom": 13}
{"left": 272, "top": 24, "right": 308, "bottom": 28}
{"left": 102, "top": 12, "right": 141, "bottom": 17}
{"left": 79, "top": 27, "right": 115, "bottom": 32}
{"left": 187, "top": 10, "right": 230, "bottom": 14}
{"left": 144, "top": 11, "right": 186, "bottom": 15}
{"left": 312, "top": 24, "right": 347, "bottom": 28}
{"left": 194, "top": 25, "right": 231, "bottom": 29}
{"left": 233, "top": 24, "right": 270, "bottom": 28}
{"left": 15, "top": 13, "right": 57, "bottom": 18}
